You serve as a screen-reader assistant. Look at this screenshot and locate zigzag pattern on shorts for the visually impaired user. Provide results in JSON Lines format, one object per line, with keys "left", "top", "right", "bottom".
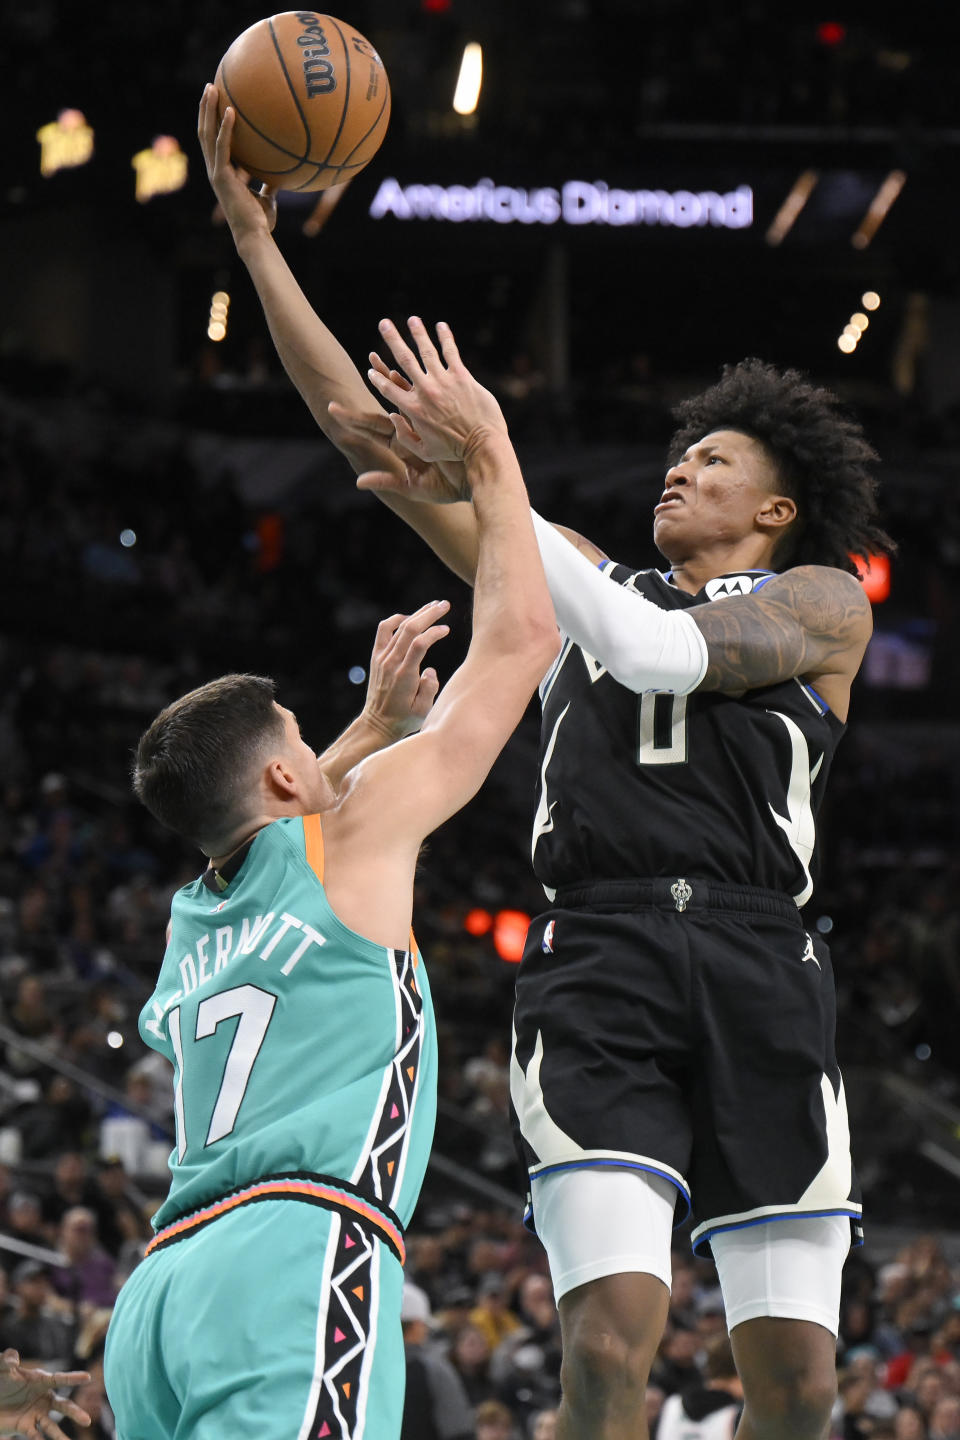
{"left": 308, "top": 1216, "right": 375, "bottom": 1439}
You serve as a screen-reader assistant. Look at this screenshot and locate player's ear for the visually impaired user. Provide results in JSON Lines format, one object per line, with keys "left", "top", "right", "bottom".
{"left": 264, "top": 755, "right": 298, "bottom": 800}
{"left": 756, "top": 493, "right": 797, "bottom": 535}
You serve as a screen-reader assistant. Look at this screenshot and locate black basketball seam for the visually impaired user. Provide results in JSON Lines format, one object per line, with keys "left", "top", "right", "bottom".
{"left": 291, "top": 156, "right": 376, "bottom": 190}
{"left": 314, "top": 16, "right": 353, "bottom": 169}
{"left": 268, "top": 14, "right": 312, "bottom": 159}
{"left": 219, "top": 66, "right": 308, "bottom": 172}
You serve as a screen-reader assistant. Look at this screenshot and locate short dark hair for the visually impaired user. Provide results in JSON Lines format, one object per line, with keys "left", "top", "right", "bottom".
{"left": 133, "top": 674, "right": 284, "bottom": 850}
{"left": 668, "top": 358, "right": 895, "bottom": 574}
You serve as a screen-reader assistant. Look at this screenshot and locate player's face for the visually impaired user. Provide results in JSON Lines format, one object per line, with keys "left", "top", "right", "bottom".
{"left": 652, "top": 429, "right": 785, "bottom": 562}
{"left": 276, "top": 705, "right": 335, "bottom": 813}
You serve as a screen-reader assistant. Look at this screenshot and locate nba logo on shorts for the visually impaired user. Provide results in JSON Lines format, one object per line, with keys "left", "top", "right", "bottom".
{"left": 541, "top": 920, "right": 556, "bottom": 954}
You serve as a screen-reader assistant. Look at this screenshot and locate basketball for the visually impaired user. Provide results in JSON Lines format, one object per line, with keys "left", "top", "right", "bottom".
{"left": 214, "top": 12, "right": 391, "bottom": 192}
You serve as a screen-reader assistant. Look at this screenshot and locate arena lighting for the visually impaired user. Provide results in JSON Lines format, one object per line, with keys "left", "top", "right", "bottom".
{"left": 132, "top": 135, "right": 188, "bottom": 203}
{"left": 851, "top": 170, "right": 906, "bottom": 250}
{"left": 36, "top": 108, "right": 94, "bottom": 178}
{"left": 816, "top": 20, "right": 847, "bottom": 46}
{"left": 464, "top": 908, "right": 493, "bottom": 936}
{"left": 851, "top": 553, "right": 891, "bottom": 603}
{"left": 765, "top": 169, "right": 819, "bottom": 246}
{"left": 453, "top": 43, "right": 483, "bottom": 115}
{"left": 837, "top": 334, "right": 857, "bottom": 353}
{"left": 492, "top": 910, "right": 530, "bottom": 963}
{"left": 862, "top": 291, "right": 881, "bottom": 310}
{"left": 369, "top": 178, "right": 753, "bottom": 229}
{"left": 207, "top": 290, "right": 230, "bottom": 341}
{"left": 850, "top": 312, "right": 869, "bottom": 332}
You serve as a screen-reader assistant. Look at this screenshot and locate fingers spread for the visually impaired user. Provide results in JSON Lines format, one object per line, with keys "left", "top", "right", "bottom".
{"left": 376, "top": 319, "right": 425, "bottom": 379}
{"left": 50, "top": 1397, "right": 93, "bottom": 1426}
{"left": 435, "top": 321, "right": 462, "bottom": 369}
{"left": 405, "top": 316, "right": 442, "bottom": 374}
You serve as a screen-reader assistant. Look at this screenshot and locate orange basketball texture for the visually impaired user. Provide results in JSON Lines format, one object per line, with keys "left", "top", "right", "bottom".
{"left": 214, "top": 12, "right": 390, "bottom": 192}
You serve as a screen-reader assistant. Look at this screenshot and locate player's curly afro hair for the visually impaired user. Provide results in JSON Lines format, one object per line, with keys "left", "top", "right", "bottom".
{"left": 668, "top": 358, "right": 895, "bottom": 575}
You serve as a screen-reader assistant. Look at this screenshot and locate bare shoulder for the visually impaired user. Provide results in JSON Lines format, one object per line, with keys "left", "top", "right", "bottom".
{"left": 550, "top": 522, "right": 609, "bottom": 565}
{"left": 758, "top": 564, "right": 873, "bottom": 643}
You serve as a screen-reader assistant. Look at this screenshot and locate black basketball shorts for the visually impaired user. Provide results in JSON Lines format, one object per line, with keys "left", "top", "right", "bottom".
{"left": 510, "top": 877, "right": 863, "bottom": 1256}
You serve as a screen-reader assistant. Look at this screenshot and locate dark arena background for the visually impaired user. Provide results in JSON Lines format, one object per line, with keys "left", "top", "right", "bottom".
{"left": 1, "top": 2, "right": 959, "bottom": 1435}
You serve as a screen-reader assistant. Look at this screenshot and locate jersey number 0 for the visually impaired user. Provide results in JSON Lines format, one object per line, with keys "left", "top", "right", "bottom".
{"left": 636, "top": 693, "right": 688, "bottom": 765}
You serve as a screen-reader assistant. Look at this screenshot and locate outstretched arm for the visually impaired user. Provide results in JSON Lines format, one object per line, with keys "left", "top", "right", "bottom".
{"left": 197, "top": 85, "right": 481, "bottom": 578}
{"left": 316, "top": 601, "right": 451, "bottom": 790}
{"left": 333, "top": 321, "right": 557, "bottom": 839}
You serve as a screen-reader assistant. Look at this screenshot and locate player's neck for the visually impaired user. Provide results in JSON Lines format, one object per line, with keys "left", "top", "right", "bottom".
{"left": 207, "top": 819, "right": 272, "bottom": 872}
{"left": 666, "top": 539, "right": 777, "bottom": 594}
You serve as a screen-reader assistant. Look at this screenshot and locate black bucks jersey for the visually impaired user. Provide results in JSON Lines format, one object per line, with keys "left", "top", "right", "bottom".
{"left": 533, "top": 566, "right": 844, "bottom": 905}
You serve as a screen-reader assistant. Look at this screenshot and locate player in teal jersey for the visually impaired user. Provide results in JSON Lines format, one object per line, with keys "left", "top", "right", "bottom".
{"left": 195, "top": 82, "right": 893, "bottom": 1440}
{"left": 103, "top": 299, "right": 558, "bottom": 1436}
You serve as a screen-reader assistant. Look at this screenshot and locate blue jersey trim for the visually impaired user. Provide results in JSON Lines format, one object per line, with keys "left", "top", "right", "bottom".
{"left": 798, "top": 679, "right": 831, "bottom": 714}
{"left": 526, "top": 1159, "right": 691, "bottom": 1229}
{"left": 692, "top": 1207, "right": 864, "bottom": 1256}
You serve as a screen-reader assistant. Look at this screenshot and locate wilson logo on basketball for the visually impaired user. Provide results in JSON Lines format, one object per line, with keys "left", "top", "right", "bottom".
{"left": 295, "top": 12, "right": 337, "bottom": 97}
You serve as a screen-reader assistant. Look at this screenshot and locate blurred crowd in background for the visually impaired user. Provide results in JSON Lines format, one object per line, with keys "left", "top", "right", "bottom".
{"left": 2, "top": 0, "right": 958, "bottom": 1433}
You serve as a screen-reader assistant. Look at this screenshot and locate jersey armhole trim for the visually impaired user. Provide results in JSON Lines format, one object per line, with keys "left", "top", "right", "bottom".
{"left": 302, "top": 812, "right": 325, "bottom": 883}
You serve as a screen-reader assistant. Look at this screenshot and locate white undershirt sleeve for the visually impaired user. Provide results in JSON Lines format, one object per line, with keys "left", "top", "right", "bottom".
{"left": 531, "top": 511, "right": 709, "bottom": 695}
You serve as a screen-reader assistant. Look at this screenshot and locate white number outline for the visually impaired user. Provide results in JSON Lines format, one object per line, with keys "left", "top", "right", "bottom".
{"left": 636, "top": 692, "right": 689, "bottom": 765}
{"left": 169, "top": 983, "right": 277, "bottom": 1158}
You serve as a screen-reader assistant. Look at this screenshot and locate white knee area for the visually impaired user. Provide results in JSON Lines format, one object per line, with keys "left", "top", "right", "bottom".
{"left": 711, "top": 1215, "right": 851, "bottom": 1337}
{"left": 531, "top": 1167, "right": 678, "bottom": 1303}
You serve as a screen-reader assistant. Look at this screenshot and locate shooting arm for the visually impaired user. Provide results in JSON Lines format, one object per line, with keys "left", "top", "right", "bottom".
{"left": 234, "top": 229, "right": 482, "bottom": 579}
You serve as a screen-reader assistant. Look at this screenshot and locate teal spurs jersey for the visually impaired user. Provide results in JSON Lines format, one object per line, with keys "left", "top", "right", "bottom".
{"left": 139, "top": 814, "right": 437, "bottom": 1234}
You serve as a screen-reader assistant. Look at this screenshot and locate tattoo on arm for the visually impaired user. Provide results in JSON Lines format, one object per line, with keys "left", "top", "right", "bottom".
{"left": 693, "top": 566, "right": 872, "bottom": 692}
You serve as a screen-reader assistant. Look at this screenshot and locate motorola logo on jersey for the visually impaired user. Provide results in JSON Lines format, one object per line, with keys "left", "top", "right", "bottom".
{"left": 705, "top": 575, "right": 759, "bottom": 600}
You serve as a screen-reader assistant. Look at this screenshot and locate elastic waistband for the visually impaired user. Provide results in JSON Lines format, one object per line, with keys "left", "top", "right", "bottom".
{"left": 554, "top": 877, "right": 799, "bottom": 922}
{"left": 145, "top": 1172, "right": 405, "bottom": 1266}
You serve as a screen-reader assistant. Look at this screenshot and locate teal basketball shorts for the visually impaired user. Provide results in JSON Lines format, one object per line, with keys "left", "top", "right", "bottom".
{"left": 105, "top": 1183, "right": 406, "bottom": 1440}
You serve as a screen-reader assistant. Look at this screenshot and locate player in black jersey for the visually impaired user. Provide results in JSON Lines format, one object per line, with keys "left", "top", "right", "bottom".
{"left": 199, "top": 89, "right": 894, "bottom": 1440}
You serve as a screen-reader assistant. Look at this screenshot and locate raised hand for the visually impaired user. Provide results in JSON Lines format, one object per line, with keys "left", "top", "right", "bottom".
{"left": 0, "top": 1351, "right": 91, "bottom": 1440}
{"left": 328, "top": 385, "right": 469, "bottom": 505}
{"left": 197, "top": 83, "right": 277, "bottom": 241}
{"left": 363, "top": 601, "right": 452, "bottom": 738}
{"left": 365, "top": 318, "right": 508, "bottom": 468}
